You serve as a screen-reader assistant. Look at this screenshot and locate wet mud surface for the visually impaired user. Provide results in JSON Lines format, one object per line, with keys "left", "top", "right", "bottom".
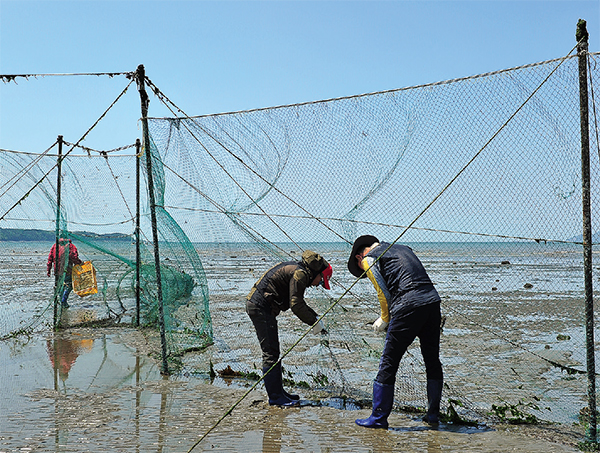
{"left": 0, "top": 328, "right": 586, "bottom": 453}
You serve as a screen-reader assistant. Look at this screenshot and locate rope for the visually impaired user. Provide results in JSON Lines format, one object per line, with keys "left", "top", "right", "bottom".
{"left": 63, "top": 141, "right": 136, "bottom": 155}
{"left": 0, "top": 147, "right": 137, "bottom": 157}
{"left": 0, "top": 77, "right": 135, "bottom": 222}
{"left": 0, "top": 71, "right": 134, "bottom": 83}
{"left": 162, "top": 204, "right": 587, "bottom": 246}
{"left": 153, "top": 53, "right": 599, "bottom": 122}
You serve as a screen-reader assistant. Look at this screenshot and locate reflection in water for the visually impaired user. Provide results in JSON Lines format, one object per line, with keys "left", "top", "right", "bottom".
{"left": 41, "top": 333, "right": 173, "bottom": 452}
{"left": 47, "top": 334, "right": 94, "bottom": 451}
{"left": 0, "top": 330, "right": 557, "bottom": 452}
{"left": 136, "top": 354, "right": 141, "bottom": 453}
{"left": 157, "top": 375, "right": 170, "bottom": 453}
{"left": 47, "top": 335, "right": 94, "bottom": 385}
{"left": 262, "top": 417, "right": 283, "bottom": 453}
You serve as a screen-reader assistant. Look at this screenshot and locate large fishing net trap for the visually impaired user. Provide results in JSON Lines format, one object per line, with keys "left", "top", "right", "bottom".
{"left": 2, "top": 27, "right": 600, "bottom": 432}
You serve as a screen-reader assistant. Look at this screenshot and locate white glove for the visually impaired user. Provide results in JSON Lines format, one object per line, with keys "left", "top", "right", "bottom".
{"left": 311, "top": 320, "right": 326, "bottom": 335}
{"left": 372, "top": 317, "right": 389, "bottom": 332}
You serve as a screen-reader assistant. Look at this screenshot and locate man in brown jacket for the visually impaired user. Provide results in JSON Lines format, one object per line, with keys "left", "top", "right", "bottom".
{"left": 246, "top": 250, "right": 333, "bottom": 406}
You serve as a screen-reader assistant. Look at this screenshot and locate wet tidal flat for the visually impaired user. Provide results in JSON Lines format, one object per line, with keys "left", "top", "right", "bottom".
{"left": 0, "top": 327, "right": 585, "bottom": 453}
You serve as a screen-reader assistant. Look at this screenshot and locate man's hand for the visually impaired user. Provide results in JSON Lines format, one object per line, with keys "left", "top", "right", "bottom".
{"left": 311, "top": 320, "right": 327, "bottom": 335}
{"left": 372, "top": 317, "right": 389, "bottom": 332}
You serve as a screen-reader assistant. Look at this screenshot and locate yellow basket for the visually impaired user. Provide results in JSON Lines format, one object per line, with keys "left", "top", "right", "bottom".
{"left": 72, "top": 261, "right": 98, "bottom": 297}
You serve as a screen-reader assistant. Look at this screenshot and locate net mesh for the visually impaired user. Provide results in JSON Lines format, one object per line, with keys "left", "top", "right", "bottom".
{"left": 0, "top": 145, "right": 212, "bottom": 360}
{"left": 1, "top": 52, "right": 600, "bottom": 425}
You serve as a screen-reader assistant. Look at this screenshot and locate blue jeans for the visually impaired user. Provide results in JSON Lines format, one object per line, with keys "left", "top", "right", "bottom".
{"left": 61, "top": 282, "right": 73, "bottom": 305}
{"left": 60, "top": 273, "right": 74, "bottom": 306}
{"left": 376, "top": 302, "right": 443, "bottom": 386}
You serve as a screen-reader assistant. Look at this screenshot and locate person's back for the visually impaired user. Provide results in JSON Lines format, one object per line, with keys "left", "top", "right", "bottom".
{"left": 366, "top": 242, "right": 440, "bottom": 316}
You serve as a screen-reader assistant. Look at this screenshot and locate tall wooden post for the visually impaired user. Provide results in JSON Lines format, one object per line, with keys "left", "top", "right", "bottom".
{"left": 135, "top": 138, "right": 141, "bottom": 327}
{"left": 577, "top": 18, "right": 597, "bottom": 442}
{"left": 136, "top": 64, "right": 170, "bottom": 375}
{"left": 53, "top": 135, "right": 63, "bottom": 329}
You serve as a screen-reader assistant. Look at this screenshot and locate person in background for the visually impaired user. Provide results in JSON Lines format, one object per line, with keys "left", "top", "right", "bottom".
{"left": 347, "top": 235, "right": 443, "bottom": 428}
{"left": 246, "top": 250, "right": 333, "bottom": 406}
{"left": 47, "top": 235, "right": 83, "bottom": 308}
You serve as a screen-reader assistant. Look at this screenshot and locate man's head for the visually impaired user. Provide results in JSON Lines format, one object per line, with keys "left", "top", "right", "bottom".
{"left": 302, "top": 250, "right": 332, "bottom": 289}
{"left": 347, "top": 235, "right": 379, "bottom": 278}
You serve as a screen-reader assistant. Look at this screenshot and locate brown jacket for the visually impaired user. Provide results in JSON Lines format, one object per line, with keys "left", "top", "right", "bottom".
{"left": 247, "top": 251, "right": 328, "bottom": 325}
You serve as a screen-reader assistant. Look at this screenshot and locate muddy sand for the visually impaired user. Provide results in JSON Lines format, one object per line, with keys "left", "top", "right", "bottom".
{"left": 0, "top": 327, "right": 587, "bottom": 453}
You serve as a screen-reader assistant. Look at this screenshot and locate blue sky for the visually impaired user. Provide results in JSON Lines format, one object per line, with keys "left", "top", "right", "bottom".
{"left": 0, "top": 0, "right": 599, "bottom": 153}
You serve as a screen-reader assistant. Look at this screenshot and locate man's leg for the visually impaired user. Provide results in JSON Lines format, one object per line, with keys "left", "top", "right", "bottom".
{"left": 357, "top": 310, "right": 420, "bottom": 429}
{"left": 61, "top": 283, "right": 72, "bottom": 308}
{"left": 418, "top": 302, "right": 443, "bottom": 423}
{"left": 246, "top": 301, "right": 297, "bottom": 406}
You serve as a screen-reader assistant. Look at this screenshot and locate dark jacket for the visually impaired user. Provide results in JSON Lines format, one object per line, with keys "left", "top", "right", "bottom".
{"left": 366, "top": 242, "right": 440, "bottom": 316}
{"left": 247, "top": 251, "right": 328, "bottom": 325}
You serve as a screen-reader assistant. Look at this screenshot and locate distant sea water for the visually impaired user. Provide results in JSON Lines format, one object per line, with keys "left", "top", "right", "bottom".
{"left": 196, "top": 240, "right": 587, "bottom": 297}
{"left": 0, "top": 239, "right": 588, "bottom": 311}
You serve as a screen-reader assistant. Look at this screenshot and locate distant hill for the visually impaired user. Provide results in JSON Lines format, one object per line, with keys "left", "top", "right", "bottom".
{"left": 0, "top": 228, "right": 131, "bottom": 242}
{"left": 567, "top": 233, "right": 600, "bottom": 243}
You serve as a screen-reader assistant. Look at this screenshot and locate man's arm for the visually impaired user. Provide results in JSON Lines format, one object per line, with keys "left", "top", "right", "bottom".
{"left": 289, "top": 270, "right": 319, "bottom": 325}
{"left": 47, "top": 245, "right": 55, "bottom": 276}
{"left": 69, "top": 244, "right": 83, "bottom": 266}
{"left": 364, "top": 257, "right": 390, "bottom": 330}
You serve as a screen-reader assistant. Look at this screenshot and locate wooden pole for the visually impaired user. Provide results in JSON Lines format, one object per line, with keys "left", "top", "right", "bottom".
{"left": 136, "top": 64, "right": 170, "bottom": 375}
{"left": 53, "top": 135, "right": 63, "bottom": 329}
{"left": 577, "top": 18, "right": 597, "bottom": 442}
{"left": 135, "top": 138, "right": 141, "bottom": 327}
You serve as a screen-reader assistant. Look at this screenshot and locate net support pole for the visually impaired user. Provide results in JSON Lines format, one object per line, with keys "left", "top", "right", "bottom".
{"left": 53, "top": 135, "right": 63, "bottom": 330}
{"left": 577, "top": 18, "right": 597, "bottom": 442}
{"left": 135, "top": 138, "right": 141, "bottom": 327}
{"left": 136, "top": 64, "right": 170, "bottom": 375}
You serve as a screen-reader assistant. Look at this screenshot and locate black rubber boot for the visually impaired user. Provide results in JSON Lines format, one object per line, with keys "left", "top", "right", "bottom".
{"left": 280, "top": 365, "right": 299, "bottom": 400}
{"left": 283, "top": 388, "right": 300, "bottom": 401}
{"left": 263, "top": 363, "right": 299, "bottom": 407}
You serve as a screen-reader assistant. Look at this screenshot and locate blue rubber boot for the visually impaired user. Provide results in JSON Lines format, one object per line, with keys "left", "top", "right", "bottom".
{"left": 423, "top": 379, "right": 443, "bottom": 424}
{"left": 263, "top": 363, "right": 299, "bottom": 407}
{"left": 356, "top": 381, "right": 394, "bottom": 429}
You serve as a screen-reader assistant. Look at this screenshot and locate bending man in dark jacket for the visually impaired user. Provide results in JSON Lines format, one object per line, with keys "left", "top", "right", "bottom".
{"left": 348, "top": 235, "right": 443, "bottom": 428}
{"left": 246, "top": 250, "right": 333, "bottom": 406}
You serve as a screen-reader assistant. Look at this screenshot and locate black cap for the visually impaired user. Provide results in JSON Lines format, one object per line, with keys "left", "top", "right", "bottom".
{"left": 347, "top": 235, "right": 379, "bottom": 278}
